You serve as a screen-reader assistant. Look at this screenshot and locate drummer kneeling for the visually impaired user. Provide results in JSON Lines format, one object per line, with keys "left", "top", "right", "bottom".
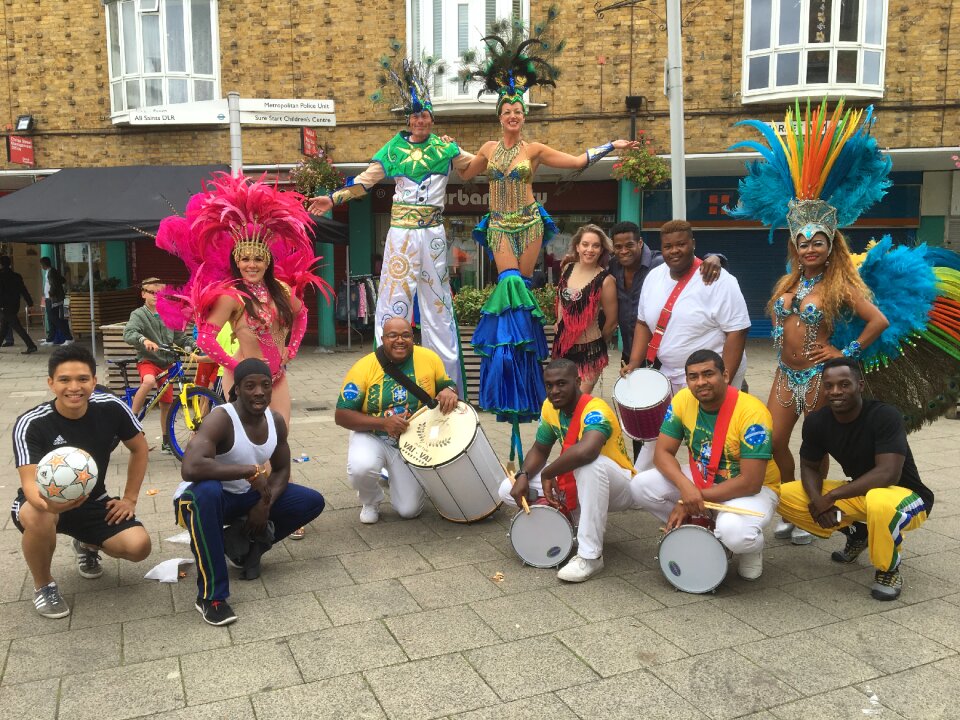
{"left": 335, "top": 318, "right": 459, "bottom": 524}
{"left": 632, "top": 349, "right": 780, "bottom": 580}
{"left": 501, "top": 359, "right": 639, "bottom": 583}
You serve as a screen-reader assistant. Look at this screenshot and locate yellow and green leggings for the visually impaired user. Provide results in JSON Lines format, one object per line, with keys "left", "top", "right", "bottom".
{"left": 778, "top": 480, "right": 927, "bottom": 572}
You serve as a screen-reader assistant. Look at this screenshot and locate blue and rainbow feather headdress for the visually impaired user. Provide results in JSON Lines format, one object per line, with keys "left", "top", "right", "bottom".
{"left": 725, "top": 99, "right": 892, "bottom": 243}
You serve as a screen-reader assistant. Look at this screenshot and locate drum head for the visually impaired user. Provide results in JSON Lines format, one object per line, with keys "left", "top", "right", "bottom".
{"left": 657, "top": 525, "right": 728, "bottom": 594}
{"left": 399, "top": 402, "right": 477, "bottom": 468}
{"left": 614, "top": 368, "right": 672, "bottom": 409}
{"left": 510, "top": 506, "right": 575, "bottom": 568}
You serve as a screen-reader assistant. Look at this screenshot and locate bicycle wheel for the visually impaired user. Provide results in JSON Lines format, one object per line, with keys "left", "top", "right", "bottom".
{"left": 167, "top": 386, "right": 222, "bottom": 461}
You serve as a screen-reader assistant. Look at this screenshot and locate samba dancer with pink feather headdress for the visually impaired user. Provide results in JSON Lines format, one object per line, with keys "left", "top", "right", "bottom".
{"left": 155, "top": 173, "right": 331, "bottom": 426}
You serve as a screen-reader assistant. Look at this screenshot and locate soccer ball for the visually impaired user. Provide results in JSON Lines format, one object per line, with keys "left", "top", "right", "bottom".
{"left": 35, "top": 447, "right": 98, "bottom": 504}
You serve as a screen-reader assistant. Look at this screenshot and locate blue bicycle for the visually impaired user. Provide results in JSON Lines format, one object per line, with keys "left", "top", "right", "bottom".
{"left": 111, "top": 346, "right": 223, "bottom": 460}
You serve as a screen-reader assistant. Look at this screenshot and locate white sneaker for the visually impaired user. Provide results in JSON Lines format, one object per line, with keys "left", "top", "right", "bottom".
{"left": 738, "top": 551, "right": 763, "bottom": 580}
{"left": 774, "top": 520, "right": 794, "bottom": 539}
{"left": 790, "top": 527, "right": 814, "bottom": 545}
{"left": 62, "top": 339, "right": 74, "bottom": 345}
{"left": 359, "top": 503, "right": 381, "bottom": 524}
{"left": 40, "top": 340, "right": 54, "bottom": 346}
{"left": 557, "top": 554, "right": 604, "bottom": 583}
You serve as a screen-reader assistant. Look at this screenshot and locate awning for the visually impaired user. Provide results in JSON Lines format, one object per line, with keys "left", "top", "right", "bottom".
{"left": 0, "top": 165, "right": 348, "bottom": 245}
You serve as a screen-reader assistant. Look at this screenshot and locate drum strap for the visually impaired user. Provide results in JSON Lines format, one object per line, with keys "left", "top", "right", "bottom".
{"left": 375, "top": 346, "right": 438, "bottom": 410}
{"left": 556, "top": 393, "right": 593, "bottom": 512}
{"left": 689, "top": 387, "right": 739, "bottom": 490}
{"left": 645, "top": 258, "right": 702, "bottom": 365}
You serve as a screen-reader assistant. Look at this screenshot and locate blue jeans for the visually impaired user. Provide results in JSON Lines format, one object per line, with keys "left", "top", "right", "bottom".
{"left": 45, "top": 302, "right": 72, "bottom": 342}
{"left": 174, "top": 481, "right": 325, "bottom": 601}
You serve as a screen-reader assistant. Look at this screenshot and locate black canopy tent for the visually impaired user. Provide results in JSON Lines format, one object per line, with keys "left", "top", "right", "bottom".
{"left": 0, "top": 165, "right": 348, "bottom": 355}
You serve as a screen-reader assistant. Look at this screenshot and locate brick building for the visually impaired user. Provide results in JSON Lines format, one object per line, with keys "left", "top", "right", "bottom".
{"left": 1, "top": 0, "right": 957, "bottom": 334}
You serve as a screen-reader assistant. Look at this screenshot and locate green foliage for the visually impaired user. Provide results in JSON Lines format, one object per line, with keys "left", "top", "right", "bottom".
{"left": 453, "top": 283, "right": 557, "bottom": 326}
{"left": 611, "top": 131, "right": 671, "bottom": 190}
{"left": 290, "top": 152, "right": 345, "bottom": 199}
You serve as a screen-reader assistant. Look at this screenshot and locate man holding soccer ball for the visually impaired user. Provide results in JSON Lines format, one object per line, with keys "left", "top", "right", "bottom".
{"left": 10, "top": 345, "right": 152, "bottom": 619}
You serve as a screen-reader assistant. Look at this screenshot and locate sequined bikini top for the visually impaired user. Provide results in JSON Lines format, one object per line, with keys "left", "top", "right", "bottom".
{"left": 774, "top": 296, "right": 824, "bottom": 325}
{"left": 489, "top": 162, "right": 532, "bottom": 183}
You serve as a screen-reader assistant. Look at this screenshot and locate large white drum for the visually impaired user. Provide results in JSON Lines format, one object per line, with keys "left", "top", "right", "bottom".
{"left": 399, "top": 402, "right": 503, "bottom": 523}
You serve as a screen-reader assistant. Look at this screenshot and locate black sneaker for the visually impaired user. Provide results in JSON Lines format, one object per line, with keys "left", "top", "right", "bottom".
{"left": 831, "top": 523, "right": 868, "bottom": 564}
{"left": 195, "top": 598, "right": 238, "bottom": 626}
{"left": 73, "top": 538, "right": 104, "bottom": 579}
{"left": 22, "top": 347, "right": 38, "bottom": 354}
{"left": 34, "top": 582, "right": 70, "bottom": 619}
{"left": 871, "top": 569, "right": 903, "bottom": 601}
{"left": 161, "top": 440, "right": 174, "bottom": 454}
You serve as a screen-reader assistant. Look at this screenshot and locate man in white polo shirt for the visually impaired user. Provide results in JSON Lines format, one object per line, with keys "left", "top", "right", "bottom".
{"left": 621, "top": 219, "right": 750, "bottom": 471}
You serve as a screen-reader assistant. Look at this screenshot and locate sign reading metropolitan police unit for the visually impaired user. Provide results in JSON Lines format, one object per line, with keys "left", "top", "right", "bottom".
{"left": 123, "top": 98, "right": 336, "bottom": 127}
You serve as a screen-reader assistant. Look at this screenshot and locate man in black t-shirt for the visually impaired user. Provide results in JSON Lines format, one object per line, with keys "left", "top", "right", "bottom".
{"left": 10, "top": 345, "right": 152, "bottom": 619}
{"left": 777, "top": 358, "right": 933, "bottom": 601}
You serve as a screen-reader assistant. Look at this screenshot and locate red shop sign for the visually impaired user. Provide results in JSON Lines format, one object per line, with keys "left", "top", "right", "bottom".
{"left": 301, "top": 127, "right": 318, "bottom": 157}
{"left": 7, "top": 135, "right": 34, "bottom": 166}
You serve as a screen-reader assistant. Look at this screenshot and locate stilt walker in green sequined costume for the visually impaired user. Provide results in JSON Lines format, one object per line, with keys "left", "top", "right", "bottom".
{"left": 457, "top": 11, "right": 638, "bottom": 460}
{"left": 309, "top": 52, "right": 484, "bottom": 393}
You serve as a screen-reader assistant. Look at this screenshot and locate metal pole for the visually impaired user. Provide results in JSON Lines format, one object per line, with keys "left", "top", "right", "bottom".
{"left": 345, "top": 252, "right": 352, "bottom": 350}
{"left": 87, "top": 242, "right": 97, "bottom": 359}
{"left": 665, "top": 0, "right": 687, "bottom": 219}
{"left": 228, "top": 92, "right": 242, "bottom": 175}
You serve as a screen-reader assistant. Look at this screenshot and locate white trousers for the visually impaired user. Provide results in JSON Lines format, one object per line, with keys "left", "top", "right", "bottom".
{"left": 374, "top": 225, "right": 463, "bottom": 393}
{"left": 347, "top": 432, "right": 424, "bottom": 518}
{"left": 632, "top": 465, "right": 778, "bottom": 555}
{"left": 498, "top": 455, "right": 637, "bottom": 560}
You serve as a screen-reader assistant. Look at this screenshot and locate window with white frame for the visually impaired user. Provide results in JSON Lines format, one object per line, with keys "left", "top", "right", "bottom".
{"left": 105, "top": 0, "right": 219, "bottom": 115}
{"left": 407, "top": 0, "right": 529, "bottom": 109}
{"left": 742, "top": 0, "right": 887, "bottom": 103}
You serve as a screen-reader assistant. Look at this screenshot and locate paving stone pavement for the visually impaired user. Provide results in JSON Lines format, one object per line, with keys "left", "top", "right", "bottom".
{"left": 2, "top": 338, "right": 960, "bottom": 719}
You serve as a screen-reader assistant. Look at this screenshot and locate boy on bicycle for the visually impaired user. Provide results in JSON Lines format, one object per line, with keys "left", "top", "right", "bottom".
{"left": 123, "top": 278, "right": 192, "bottom": 453}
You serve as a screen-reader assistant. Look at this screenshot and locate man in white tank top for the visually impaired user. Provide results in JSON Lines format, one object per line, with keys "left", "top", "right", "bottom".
{"left": 175, "top": 359, "right": 326, "bottom": 626}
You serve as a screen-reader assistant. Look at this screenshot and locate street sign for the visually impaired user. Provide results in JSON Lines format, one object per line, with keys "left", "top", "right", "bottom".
{"left": 121, "top": 98, "right": 336, "bottom": 126}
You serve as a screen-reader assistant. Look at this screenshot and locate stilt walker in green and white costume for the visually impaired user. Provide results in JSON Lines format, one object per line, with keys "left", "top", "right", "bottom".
{"left": 309, "top": 53, "right": 481, "bottom": 393}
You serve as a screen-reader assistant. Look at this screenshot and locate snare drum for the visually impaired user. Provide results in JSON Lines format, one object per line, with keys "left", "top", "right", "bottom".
{"left": 656, "top": 519, "right": 728, "bottom": 594}
{"left": 399, "top": 402, "right": 503, "bottom": 523}
{"left": 509, "top": 499, "right": 576, "bottom": 568}
{"left": 613, "top": 368, "right": 673, "bottom": 441}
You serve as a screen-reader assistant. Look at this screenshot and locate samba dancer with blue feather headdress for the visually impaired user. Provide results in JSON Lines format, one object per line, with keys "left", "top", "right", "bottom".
{"left": 727, "top": 100, "right": 960, "bottom": 509}
{"left": 455, "top": 9, "right": 639, "bottom": 465}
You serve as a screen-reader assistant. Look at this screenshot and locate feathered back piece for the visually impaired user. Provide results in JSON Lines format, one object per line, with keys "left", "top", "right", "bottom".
{"left": 154, "top": 172, "right": 330, "bottom": 331}
{"left": 726, "top": 99, "right": 891, "bottom": 243}
{"left": 457, "top": 7, "right": 564, "bottom": 113}
{"left": 371, "top": 40, "right": 447, "bottom": 116}
{"left": 831, "top": 236, "right": 960, "bottom": 431}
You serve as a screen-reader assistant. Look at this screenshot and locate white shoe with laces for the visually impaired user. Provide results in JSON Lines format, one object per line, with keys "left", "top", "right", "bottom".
{"left": 738, "top": 550, "right": 763, "bottom": 580}
{"left": 359, "top": 503, "right": 381, "bottom": 524}
{"left": 556, "top": 554, "right": 604, "bottom": 583}
{"left": 790, "top": 527, "right": 814, "bottom": 545}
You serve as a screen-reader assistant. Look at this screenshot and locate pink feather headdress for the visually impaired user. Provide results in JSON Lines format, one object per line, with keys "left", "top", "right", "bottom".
{"left": 155, "top": 172, "right": 331, "bottom": 330}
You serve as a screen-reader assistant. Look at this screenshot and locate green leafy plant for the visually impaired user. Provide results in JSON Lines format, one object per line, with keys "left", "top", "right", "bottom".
{"left": 611, "top": 131, "right": 671, "bottom": 191}
{"left": 290, "top": 151, "right": 345, "bottom": 198}
{"left": 453, "top": 283, "right": 557, "bottom": 326}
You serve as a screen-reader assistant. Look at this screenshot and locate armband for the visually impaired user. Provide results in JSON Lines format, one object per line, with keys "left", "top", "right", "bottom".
{"left": 586, "top": 142, "right": 615, "bottom": 167}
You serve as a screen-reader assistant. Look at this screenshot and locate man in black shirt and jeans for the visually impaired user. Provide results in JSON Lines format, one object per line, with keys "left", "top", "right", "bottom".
{"left": 777, "top": 357, "right": 933, "bottom": 601}
{"left": 11, "top": 345, "right": 152, "bottom": 619}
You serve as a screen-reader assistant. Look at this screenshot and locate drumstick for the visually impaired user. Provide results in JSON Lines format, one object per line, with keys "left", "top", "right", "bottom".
{"left": 502, "top": 464, "right": 532, "bottom": 515}
{"left": 678, "top": 500, "right": 765, "bottom": 518}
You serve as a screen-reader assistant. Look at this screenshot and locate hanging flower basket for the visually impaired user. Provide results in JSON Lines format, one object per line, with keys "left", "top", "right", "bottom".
{"left": 290, "top": 151, "right": 344, "bottom": 199}
{"left": 611, "top": 131, "right": 671, "bottom": 191}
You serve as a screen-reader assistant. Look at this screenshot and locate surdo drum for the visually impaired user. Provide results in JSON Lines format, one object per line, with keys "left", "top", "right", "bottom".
{"left": 399, "top": 402, "right": 503, "bottom": 523}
